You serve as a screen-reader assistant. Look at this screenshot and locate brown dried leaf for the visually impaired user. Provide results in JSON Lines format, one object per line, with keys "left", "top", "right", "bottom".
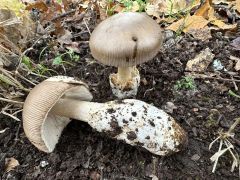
{"left": 235, "top": 59, "right": 240, "bottom": 71}
{"left": 5, "top": 157, "right": 20, "bottom": 172}
{"left": 166, "top": 15, "right": 209, "bottom": 33}
{"left": 57, "top": 29, "right": 73, "bottom": 45}
{"left": 195, "top": 0, "right": 211, "bottom": 18}
{"left": 211, "top": 20, "right": 237, "bottom": 30}
{"left": 185, "top": 48, "right": 215, "bottom": 72}
{"left": 25, "top": 1, "right": 48, "bottom": 12}
{"left": 188, "top": 27, "right": 212, "bottom": 41}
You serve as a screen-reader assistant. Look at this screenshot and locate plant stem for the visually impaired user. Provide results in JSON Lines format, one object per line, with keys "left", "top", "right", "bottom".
{"left": 227, "top": 118, "right": 240, "bottom": 134}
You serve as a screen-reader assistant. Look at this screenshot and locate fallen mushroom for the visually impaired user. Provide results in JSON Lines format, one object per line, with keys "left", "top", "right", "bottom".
{"left": 22, "top": 76, "right": 187, "bottom": 156}
{"left": 89, "top": 12, "right": 163, "bottom": 98}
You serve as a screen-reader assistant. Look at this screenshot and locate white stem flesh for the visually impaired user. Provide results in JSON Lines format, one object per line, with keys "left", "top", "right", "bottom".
{"left": 50, "top": 99, "right": 187, "bottom": 156}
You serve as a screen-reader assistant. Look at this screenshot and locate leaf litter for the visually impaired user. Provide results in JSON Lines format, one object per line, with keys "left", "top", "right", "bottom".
{"left": 0, "top": 0, "right": 240, "bottom": 179}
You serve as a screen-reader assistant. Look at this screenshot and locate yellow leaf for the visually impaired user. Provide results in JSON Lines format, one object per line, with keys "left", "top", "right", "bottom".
{"left": 211, "top": 20, "right": 237, "bottom": 30}
{"left": 166, "top": 15, "right": 209, "bottom": 33}
{"left": 195, "top": 0, "right": 211, "bottom": 18}
{"left": 0, "top": 0, "right": 25, "bottom": 17}
{"left": 146, "top": 0, "right": 200, "bottom": 16}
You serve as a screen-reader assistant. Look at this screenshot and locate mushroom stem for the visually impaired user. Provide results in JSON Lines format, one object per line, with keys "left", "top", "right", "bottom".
{"left": 117, "top": 66, "right": 134, "bottom": 84}
{"left": 50, "top": 98, "right": 187, "bottom": 156}
{"left": 50, "top": 99, "right": 103, "bottom": 122}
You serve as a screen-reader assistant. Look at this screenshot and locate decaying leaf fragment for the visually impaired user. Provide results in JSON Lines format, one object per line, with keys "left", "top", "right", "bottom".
{"left": 230, "top": 37, "right": 240, "bottom": 51}
{"left": 5, "top": 157, "right": 20, "bottom": 172}
{"left": 236, "top": 0, "right": 240, "bottom": 13}
{"left": 166, "top": 15, "right": 209, "bottom": 33}
{"left": 146, "top": 0, "right": 200, "bottom": 17}
{"left": 188, "top": 27, "right": 212, "bottom": 41}
{"left": 230, "top": 56, "right": 240, "bottom": 71}
{"left": 185, "top": 48, "right": 215, "bottom": 72}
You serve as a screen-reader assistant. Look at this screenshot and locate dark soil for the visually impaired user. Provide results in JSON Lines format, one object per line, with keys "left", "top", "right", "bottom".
{"left": 1, "top": 8, "right": 240, "bottom": 180}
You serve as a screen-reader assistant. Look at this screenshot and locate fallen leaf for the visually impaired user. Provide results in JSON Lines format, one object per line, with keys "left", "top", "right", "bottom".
{"left": 114, "top": 3, "right": 124, "bottom": 13}
{"left": 210, "top": 20, "right": 237, "bottom": 30}
{"left": 188, "top": 27, "right": 212, "bottom": 41}
{"left": 5, "top": 157, "right": 20, "bottom": 172}
{"left": 236, "top": 0, "right": 240, "bottom": 13}
{"left": 230, "top": 56, "right": 240, "bottom": 71}
{"left": 25, "top": 1, "right": 48, "bottom": 12}
{"left": 195, "top": 0, "right": 237, "bottom": 30}
{"left": 0, "top": 0, "right": 25, "bottom": 17}
{"left": 230, "top": 37, "right": 240, "bottom": 50}
{"left": 195, "top": 0, "right": 211, "bottom": 18}
{"left": 185, "top": 48, "right": 215, "bottom": 72}
{"left": 166, "top": 15, "right": 209, "bottom": 33}
{"left": 145, "top": 2, "right": 163, "bottom": 18}
{"left": 57, "top": 29, "right": 73, "bottom": 45}
{"left": 146, "top": 0, "right": 200, "bottom": 17}
{"left": 235, "top": 59, "right": 240, "bottom": 71}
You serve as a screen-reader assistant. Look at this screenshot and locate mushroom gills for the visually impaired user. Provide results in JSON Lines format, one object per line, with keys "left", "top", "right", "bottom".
{"left": 50, "top": 98, "right": 187, "bottom": 156}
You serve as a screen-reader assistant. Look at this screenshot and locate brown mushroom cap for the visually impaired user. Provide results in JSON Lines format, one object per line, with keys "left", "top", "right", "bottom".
{"left": 22, "top": 76, "right": 92, "bottom": 152}
{"left": 89, "top": 12, "right": 163, "bottom": 67}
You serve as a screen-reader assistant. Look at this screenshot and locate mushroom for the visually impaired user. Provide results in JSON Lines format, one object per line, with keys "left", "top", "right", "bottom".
{"left": 89, "top": 12, "right": 163, "bottom": 99}
{"left": 23, "top": 76, "right": 187, "bottom": 156}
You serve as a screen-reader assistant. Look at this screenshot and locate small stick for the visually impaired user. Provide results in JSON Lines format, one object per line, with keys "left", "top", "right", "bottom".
{"left": 51, "top": 9, "right": 76, "bottom": 21}
{"left": 15, "top": 71, "right": 36, "bottom": 86}
{"left": 230, "top": 75, "right": 239, "bottom": 91}
{"left": 1, "top": 111, "right": 21, "bottom": 121}
{"left": 227, "top": 118, "right": 240, "bottom": 135}
{"left": 186, "top": 73, "right": 240, "bottom": 83}
{"left": 0, "top": 97, "right": 24, "bottom": 105}
{"left": 83, "top": 18, "right": 91, "bottom": 35}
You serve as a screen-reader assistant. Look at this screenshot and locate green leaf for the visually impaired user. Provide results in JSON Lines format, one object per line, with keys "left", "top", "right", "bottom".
{"left": 228, "top": 90, "right": 240, "bottom": 99}
{"left": 22, "top": 56, "right": 32, "bottom": 69}
{"left": 53, "top": 56, "right": 63, "bottom": 65}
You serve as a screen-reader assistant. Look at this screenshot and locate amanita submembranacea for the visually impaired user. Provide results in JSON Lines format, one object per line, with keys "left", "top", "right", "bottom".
{"left": 89, "top": 12, "right": 163, "bottom": 99}
{"left": 23, "top": 76, "right": 187, "bottom": 156}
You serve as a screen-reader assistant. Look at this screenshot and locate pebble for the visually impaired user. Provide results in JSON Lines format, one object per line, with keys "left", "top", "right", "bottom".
{"left": 191, "top": 154, "right": 200, "bottom": 161}
{"left": 40, "top": 160, "right": 49, "bottom": 168}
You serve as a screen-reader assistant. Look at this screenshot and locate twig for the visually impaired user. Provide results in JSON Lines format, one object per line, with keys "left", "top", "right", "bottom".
{"left": 0, "top": 97, "right": 24, "bottom": 105}
{"left": 186, "top": 73, "right": 240, "bottom": 82}
{"left": 230, "top": 75, "right": 238, "bottom": 91}
{"left": 15, "top": 71, "right": 36, "bottom": 86}
{"left": 228, "top": 118, "right": 240, "bottom": 135}
{"left": 51, "top": 9, "right": 76, "bottom": 21}
{"left": 1, "top": 111, "right": 21, "bottom": 121}
{"left": 83, "top": 18, "right": 91, "bottom": 35}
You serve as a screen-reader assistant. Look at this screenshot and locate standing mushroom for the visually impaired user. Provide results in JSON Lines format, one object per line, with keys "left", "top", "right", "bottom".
{"left": 89, "top": 12, "right": 163, "bottom": 98}
{"left": 23, "top": 76, "right": 187, "bottom": 156}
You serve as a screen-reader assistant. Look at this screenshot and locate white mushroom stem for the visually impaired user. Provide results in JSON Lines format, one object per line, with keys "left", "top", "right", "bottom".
{"left": 50, "top": 99, "right": 104, "bottom": 122}
{"left": 110, "top": 66, "right": 140, "bottom": 99}
{"left": 117, "top": 66, "right": 134, "bottom": 84}
{"left": 50, "top": 98, "right": 187, "bottom": 156}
